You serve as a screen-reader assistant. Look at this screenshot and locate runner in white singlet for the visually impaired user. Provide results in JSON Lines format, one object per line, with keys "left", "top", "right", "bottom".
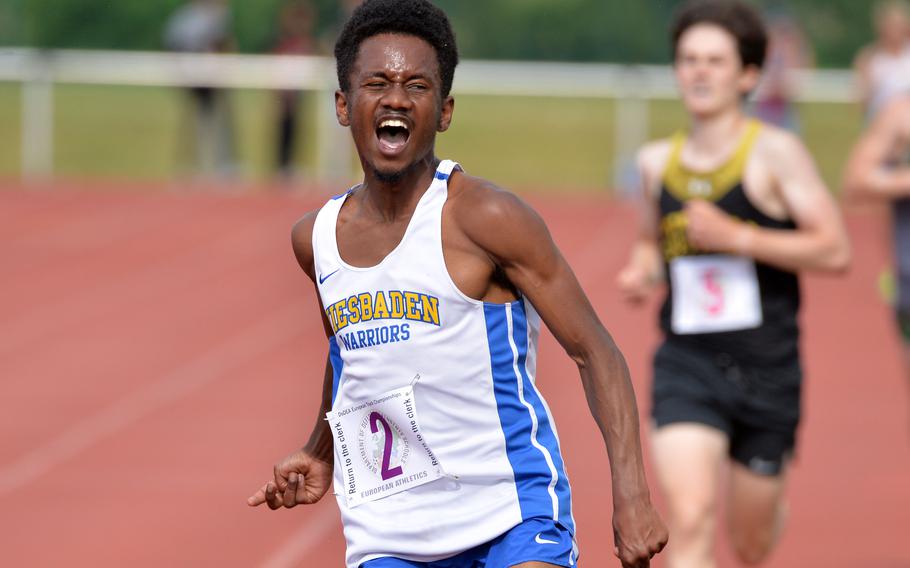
{"left": 248, "top": 1, "right": 667, "bottom": 567}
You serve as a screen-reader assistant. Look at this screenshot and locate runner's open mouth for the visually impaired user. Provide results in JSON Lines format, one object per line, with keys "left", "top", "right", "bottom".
{"left": 376, "top": 119, "right": 410, "bottom": 152}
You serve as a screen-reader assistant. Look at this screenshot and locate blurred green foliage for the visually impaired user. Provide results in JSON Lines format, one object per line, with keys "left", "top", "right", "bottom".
{"left": 0, "top": 0, "right": 880, "bottom": 67}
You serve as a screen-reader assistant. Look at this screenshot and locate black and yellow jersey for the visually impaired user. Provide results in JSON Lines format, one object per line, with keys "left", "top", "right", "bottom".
{"left": 657, "top": 119, "right": 801, "bottom": 367}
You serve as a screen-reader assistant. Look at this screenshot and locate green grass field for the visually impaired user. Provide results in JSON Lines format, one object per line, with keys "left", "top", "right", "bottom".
{"left": 0, "top": 82, "right": 864, "bottom": 192}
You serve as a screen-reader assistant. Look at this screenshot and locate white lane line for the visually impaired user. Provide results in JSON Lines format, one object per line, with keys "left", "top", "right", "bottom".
{"left": 0, "top": 303, "right": 313, "bottom": 496}
{"left": 258, "top": 505, "right": 340, "bottom": 568}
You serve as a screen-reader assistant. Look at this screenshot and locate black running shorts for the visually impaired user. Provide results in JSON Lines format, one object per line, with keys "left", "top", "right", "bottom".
{"left": 651, "top": 339, "right": 802, "bottom": 476}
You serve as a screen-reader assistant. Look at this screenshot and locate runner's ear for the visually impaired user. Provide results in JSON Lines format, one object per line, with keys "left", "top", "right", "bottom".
{"left": 437, "top": 95, "right": 454, "bottom": 133}
{"left": 336, "top": 90, "right": 351, "bottom": 127}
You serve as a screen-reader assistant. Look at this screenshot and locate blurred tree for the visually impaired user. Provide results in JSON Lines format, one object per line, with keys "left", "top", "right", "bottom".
{"left": 4, "top": 0, "right": 882, "bottom": 68}
{"left": 22, "top": 0, "right": 183, "bottom": 50}
{"left": 0, "top": 0, "right": 25, "bottom": 45}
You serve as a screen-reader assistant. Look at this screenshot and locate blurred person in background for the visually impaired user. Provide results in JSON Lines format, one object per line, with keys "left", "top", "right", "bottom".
{"left": 844, "top": 95, "right": 910, "bottom": 409}
{"left": 854, "top": 0, "right": 910, "bottom": 118}
{"left": 272, "top": 0, "right": 317, "bottom": 181}
{"left": 164, "top": 0, "right": 236, "bottom": 179}
{"left": 617, "top": 0, "right": 850, "bottom": 566}
{"left": 751, "top": 9, "right": 813, "bottom": 132}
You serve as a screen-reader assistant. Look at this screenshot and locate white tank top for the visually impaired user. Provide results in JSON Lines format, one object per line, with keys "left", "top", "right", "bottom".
{"left": 312, "top": 160, "right": 575, "bottom": 567}
{"left": 868, "top": 43, "right": 910, "bottom": 115}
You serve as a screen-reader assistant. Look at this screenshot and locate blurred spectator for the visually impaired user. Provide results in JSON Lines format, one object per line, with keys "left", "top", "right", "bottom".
{"left": 752, "top": 11, "right": 813, "bottom": 132}
{"left": 164, "top": 0, "right": 236, "bottom": 179}
{"left": 273, "top": 0, "right": 317, "bottom": 180}
{"left": 854, "top": 0, "right": 910, "bottom": 118}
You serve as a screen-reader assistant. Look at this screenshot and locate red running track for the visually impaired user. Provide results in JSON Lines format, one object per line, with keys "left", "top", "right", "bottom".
{"left": 0, "top": 186, "right": 908, "bottom": 567}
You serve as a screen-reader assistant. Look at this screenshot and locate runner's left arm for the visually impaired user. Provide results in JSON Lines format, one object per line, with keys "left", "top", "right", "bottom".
{"left": 457, "top": 184, "right": 667, "bottom": 567}
{"left": 843, "top": 99, "right": 910, "bottom": 200}
{"left": 686, "top": 131, "right": 850, "bottom": 274}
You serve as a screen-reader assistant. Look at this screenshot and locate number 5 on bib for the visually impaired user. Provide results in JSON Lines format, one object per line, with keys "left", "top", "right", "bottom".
{"left": 670, "top": 255, "right": 762, "bottom": 334}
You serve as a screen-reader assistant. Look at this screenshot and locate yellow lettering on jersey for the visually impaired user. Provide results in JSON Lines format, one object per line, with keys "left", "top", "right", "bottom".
{"left": 389, "top": 291, "right": 405, "bottom": 318}
{"left": 404, "top": 292, "right": 421, "bottom": 321}
{"left": 327, "top": 291, "right": 441, "bottom": 330}
{"left": 347, "top": 295, "right": 361, "bottom": 324}
{"left": 334, "top": 299, "right": 349, "bottom": 331}
{"left": 373, "top": 290, "right": 391, "bottom": 319}
{"left": 359, "top": 293, "right": 374, "bottom": 321}
{"left": 325, "top": 304, "right": 338, "bottom": 333}
{"left": 421, "top": 294, "right": 440, "bottom": 325}
{"left": 660, "top": 211, "right": 693, "bottom": 260}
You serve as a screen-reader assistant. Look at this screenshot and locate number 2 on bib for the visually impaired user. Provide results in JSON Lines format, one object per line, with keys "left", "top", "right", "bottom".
{"left": 370, "top": 411, "right": 403, "bottom": 480}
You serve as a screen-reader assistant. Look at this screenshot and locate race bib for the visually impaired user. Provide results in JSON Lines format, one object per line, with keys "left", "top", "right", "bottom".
{"left": 327, "top": 385, "right": 443, "bottom": 508}
{"left": 670, "top": 255, "right": 762, "bottom": 334}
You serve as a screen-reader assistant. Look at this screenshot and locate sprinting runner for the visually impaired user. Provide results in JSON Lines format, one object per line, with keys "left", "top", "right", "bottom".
{"left": 617, "top": 1, "right": 850, "bottom": 566}
{"left": 845, "top": 95, "right": 910, "bottom": 391}
{"left": 248, "top": 1, "right": 667, "bottom": 567}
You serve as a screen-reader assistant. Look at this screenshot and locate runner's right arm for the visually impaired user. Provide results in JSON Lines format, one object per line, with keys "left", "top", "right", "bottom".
{"left": 617, "top": 142, "right": 669, "bottom": 304}
{"left": 247, "top": 212, "right": 335, "bottom": 509}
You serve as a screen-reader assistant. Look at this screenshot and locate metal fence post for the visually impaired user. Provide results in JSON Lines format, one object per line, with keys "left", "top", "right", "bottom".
{"left": 22, "top": 51, "right": 54, "bottom": 181}
{"left": 612, "top": 67, "right": 650, "bottom": 196}
{"left": 316, "top": 63, "right": 355, "bottom": 184}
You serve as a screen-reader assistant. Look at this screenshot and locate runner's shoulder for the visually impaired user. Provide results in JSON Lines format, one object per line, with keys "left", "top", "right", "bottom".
{"left": 753, "top": 122, "right": 811, "bottom": 168}
{"left": 291, "top": 209, "right": 321, "bottom": 280}
{"left": 448, "top": 171, "right": 527, "bottom": 222}
{"left": 637, "top": 138, "right": 674, "bottom": 186}
{"left": 447, "top": 171, "right": 547, "bottom": 247}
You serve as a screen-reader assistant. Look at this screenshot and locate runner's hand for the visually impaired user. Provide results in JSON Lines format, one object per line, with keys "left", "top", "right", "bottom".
{"left": 247, "top": 449, "right": 333, "bottom": 509}
{"left": 617, "top": 264, "right": 655, "bottom": 304}
{"left": 685, "top": 199, "right": 747, "bottom": 254}
{"left": 612, "top": 498, "right": 668, "bottom": 567}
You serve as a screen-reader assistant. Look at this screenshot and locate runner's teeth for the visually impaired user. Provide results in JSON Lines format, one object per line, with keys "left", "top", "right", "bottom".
{"left": 380, "top": 120, "right": 408, "bottom": 130}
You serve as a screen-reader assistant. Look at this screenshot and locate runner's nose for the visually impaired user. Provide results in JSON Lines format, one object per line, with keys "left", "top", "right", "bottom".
{"left": 381, "top": 82, "right": 413, "bottom": 111}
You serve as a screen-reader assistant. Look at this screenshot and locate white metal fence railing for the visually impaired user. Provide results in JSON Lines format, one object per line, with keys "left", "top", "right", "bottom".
{"left": 0, "top": 48, "right": 856, "bottom": 182}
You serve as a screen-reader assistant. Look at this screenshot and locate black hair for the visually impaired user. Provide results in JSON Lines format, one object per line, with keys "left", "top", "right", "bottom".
{"left": 334, "top": 0, "right": 459, "bottom": 97}
{"left": 671, "top": 0, "right": 768, "bottom": 69}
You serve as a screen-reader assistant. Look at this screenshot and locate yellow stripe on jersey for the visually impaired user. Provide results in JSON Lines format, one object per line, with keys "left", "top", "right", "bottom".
{"left": 662, "top": 119, "right": 762, "bottom": 203}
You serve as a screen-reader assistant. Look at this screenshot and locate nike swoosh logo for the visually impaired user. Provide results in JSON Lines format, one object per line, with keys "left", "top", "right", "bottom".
{"left": 535, "top": 533, "right": 559, "bottom": 545}
{"left": 318, "top": 269, "right": 340, "bottom": 284}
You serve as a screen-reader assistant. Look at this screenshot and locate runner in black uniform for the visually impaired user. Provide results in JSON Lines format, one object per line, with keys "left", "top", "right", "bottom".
{"left": 617, "top": 1, "right": 851, "bottom": 566}
{"left": 655, "top": 119, "right": 802, "bottom": 477}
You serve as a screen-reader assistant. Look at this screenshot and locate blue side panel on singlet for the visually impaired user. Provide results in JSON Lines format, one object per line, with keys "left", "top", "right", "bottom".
{"left": 484, "top": 301, "right": 571, "bottom": 530}
{"left": 509, "top": 300, "right": 575, "bottom": 534}
{"left": 329, "top": 336, "right": 344, "bottom": 404}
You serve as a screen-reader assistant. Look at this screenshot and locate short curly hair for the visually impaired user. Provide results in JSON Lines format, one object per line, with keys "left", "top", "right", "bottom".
{"left": 334, "top": 0, "right": 459, "bottom": 97}
{"left": 671, "top": 0, "right": 768, "bottom": 69}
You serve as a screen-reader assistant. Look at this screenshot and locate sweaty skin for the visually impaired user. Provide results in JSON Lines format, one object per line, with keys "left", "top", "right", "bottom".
{"left": 249, "top": 33, "right": 668, "bottom": 567}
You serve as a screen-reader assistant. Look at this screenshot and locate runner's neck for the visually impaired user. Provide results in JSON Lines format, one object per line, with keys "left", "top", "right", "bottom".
{"left": 686, "top": 110, "right": 750, "bottom": 159}
{"left": 359, "top": 157, "right": 441, "bottom": 223}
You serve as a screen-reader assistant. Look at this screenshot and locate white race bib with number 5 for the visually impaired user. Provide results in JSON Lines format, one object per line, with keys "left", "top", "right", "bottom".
{"left": 670, "top": 255, "right": 762, "bottom": 334}
{"left": 327, "top": 385, "right": 444, "bottom": 508}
